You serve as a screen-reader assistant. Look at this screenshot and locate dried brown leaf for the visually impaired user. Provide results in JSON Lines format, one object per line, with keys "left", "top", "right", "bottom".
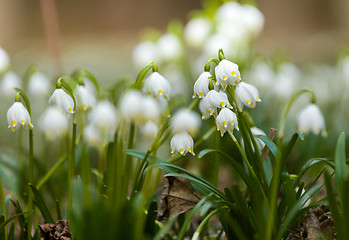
{"left": 157, "top": 176, "right": 200, "bottom": 221}
{"left": 39, "top": 220, "right": 72, "bottom": 240}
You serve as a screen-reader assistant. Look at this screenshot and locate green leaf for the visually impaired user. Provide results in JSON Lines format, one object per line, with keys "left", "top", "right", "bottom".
{"left": 257, "top": 135, "right": 277, "bottom": 157}
{"left": 36, "top": 154, "right": 67, "bottom": 190}
{"left": 55, "top": 200, "right": 62, "bottom": 220}
{"left": 144, "top": 201, "right": 158, "bottom": 236}
{"left": 10, "top": 200, "right": 26, "bottom": 231}
{"left": 335, "top": 132, "right": 348, "bottom": 199}
{"left": 29, "top": 184, "right": 54, "bottom": 223}
{"left": 324, "top": 172, "right": 344, "bottom": 239}
{"left": 177, "top": 194, "right": 212, "bottom": 240}
{"left": 0, "top": 211, "right": 32, "bottom": 235}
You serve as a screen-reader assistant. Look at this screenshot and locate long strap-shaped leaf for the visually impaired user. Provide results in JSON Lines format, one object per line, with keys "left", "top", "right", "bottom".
{"left": 29, "top": 184, "right": 54, "bottom": 223}
{"left": 0, "top": 211, "right": 32, "bottom": 234}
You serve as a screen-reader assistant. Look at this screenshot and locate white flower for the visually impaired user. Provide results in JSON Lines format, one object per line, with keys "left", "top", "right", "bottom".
{"left": 193, "top": 71, "right": 211, "bottom": 98}
{"left": 143, "top": 72, "right": 171, "bottom": 100}
{"left": 132, "top": 41, "right": 159, "bottom": 68}
{"left": 83, "top": 124, "right": 102, "bottom": 147}
{"left": 170, "top": 131, "right": 195, "bottom": 156}
{"left": 119, "top": 90, "right": 143, "bottom": 121}
{"left": 88, "top": 101, "right": 118, "bottom": 131}
{"left": 235, "top": 82, "right": 261, "bottom": 108}
{"left": 39, "top": 107, "right": 68, "bottom": 140}
{"left": 215, "top": 108, "right": 238, "bottom": 137}
{"left": 251, "top": 127, "right": 266, "bottom": 149}
{"left": 215, "top": 59, "right": 241, "bottom": 90}
{"left": 184, "top": 17, "right": 212, "bottom": 48}
{"left": 49, "top": 88, "right": 75, "bottom": 113}
{"left": 0, "top": 47, "right": 10, "bottom": 72}
{"left": 201, "top": 90, "right": 233, "bottom": 118}
{"left": 0, "top": 72, "right": 21, "bottom": 96}
{"left": 140, "top": 96, "right": 161, "bottom": 122}
{"left": 28, "top": 72, "right": 50, "bottom": 96}
{"left": 7, "top": 102, "right": 33, "bottom": 131}
{"left": 74, "top": 84, "right": 97, "bottom": 111}
{"left": 171, "top": 109, "right": 201, "bottom": 136}
{"left": 241, "top": 5, "right": 264, "bottom": 38}
{"left": 141, "top": 121, "right": 159, "bottom": 139}
{"left": 157, "top": 33, "right": 183, "bottom": 61}
{"left": 297, "top": 104, "right": 327, "bottom": 136}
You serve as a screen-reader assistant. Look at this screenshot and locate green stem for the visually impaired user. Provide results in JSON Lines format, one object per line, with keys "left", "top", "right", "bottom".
{"left": 0, "top": 177, "right": 7, "bottom": 240}
{"left": 27, "top": 128, "right": 34, "bottom": 239}
{"left": 124, "top": 122, "right": 135, "bottom": 196}
{"left": 134, "top": 61, "right": 157, "bottom": 89}
{"left": 67, "top": 115, "right": 76, "bottom": 220}
{"left": 191, "top": 206, "right": 229, "bottom": 240}
{"left": 265, "top": 89, "right": 315, "bottom": 240}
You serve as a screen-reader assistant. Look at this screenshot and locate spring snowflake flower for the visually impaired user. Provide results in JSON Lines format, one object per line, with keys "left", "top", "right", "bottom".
{"left": 193, "top": 71, "right": 211, "bottom": 98}
{"left": 83, "top": 124, "right": 101, "bottom": 147}
{"left": 39, "top": 107, "right": 68, "bottom": 140}
{"left": 74, "top": 84, "right": 97, "bottom": 111}
{"left": 119, "top": 90, "right": 143, "bottom": 121}
{"left": 0, "top": 72, "right": 21, "bottom": 96}
{"left": 215, "top": 59, "right": 241, "bottom": 90}
{"left": 235, "top": 82, "right": 261, "bottom": 108}
{"left": 143, "top": 72, "right": 171, "bottom": 100}
{"left": 157, "top": 33, "right": 183, "bottom": 62}
{"left": 7, "top": 102, "right": 33, "bottom": 131}
{"left": 0, "top": 47, "right": 10, "bottom": 72}
{"left": 171, "top": 109, "right": 201, "bottom": 136}
{"left": 140, "top": 96, "right": 161, "bottom": 122}
{"left": 297, "top": 104, "right": 327, "bottom": 137}
{"left": 141, "top": 121, "right": 159, "bottom": 139}
{"left": 170, "top": 131, "right": 195, "bottom": 156}
{"left": 215, "top": 108, "right": 238, "bottom": 137}
{"left": 28, "top": 72, "right": 50, "bottom": 96}
{"left": 49, "top": 88, "right": 75, "bottom": 114}
{"left": 132, "top": 41, "right": 159, "bottom": 68}
{"left": 88, "top": 101, "right": 118, "bottom": 131}
{"left": 184, "top": 17, "right": 212, "bottom": 48}
{"left": 200, "top": 90, "right": 233, "bottom": 118}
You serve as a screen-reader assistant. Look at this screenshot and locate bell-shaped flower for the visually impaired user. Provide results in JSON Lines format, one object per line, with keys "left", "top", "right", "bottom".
{"left": 184, "top": 17, "right": 212, "bottom": 48}
{"left": 141, "top": 96, "right": 161, "bottom": 122}
{"left": 170, "top": 131, "right": 195, "bottom": 156}
{"left": 49, "top": 88, "right": 75, "bottom": 114}
{"left": 157, "top": 33, "right": 183, "bottom": 62}
{"left": 74, "top": 84, "right": 97, "bottom": 111}
{"left": 143, "top": 72, "right": 171, "bottom": 100}
{"left": 171, "top": 109, "right": 201, "bottom": 137}
{"left": 39, "top": 107, "right": 69, "bottom": 140}
{"left": 83, "top": 124, "right": 101, "bottom": 147}
{"left": 235, "top": 82, "right": 261, "bottom": 108}
{"left": 242, "top": 126, "right": 266, "bottom": 151}
{"left": 200, "top": 90, "right": 232, "bottom": 119}
{"left": 88, "top": 101, "right": 118, "bottom": 132}
{"left": 215, "top": 108, "right": 238, "bottom": 137}
{"left": 193, "top": 71, "right": 211, "bottom": 98}
{"left": 297, "top": 104, "right": 327, "bottom": 137}
{"left": 132, "top": 41, "right": 160, "bottom": 68}
{"left": 119, "top": 90, "right": 143, "bottom": 121}
{"left": 28, "top": 72, "right": 50, "bottom": 96}
{"left": 0, "top": 72, "right": 21, "bottom": 96}
{"left": 0, "top": 47, "right": 10, "bottom": 72}
{"left": 7, "top": 102, "right": 33, "bottom": 131}
{"left": 215, "top": 59, "right": 241, "bottom": 90}
{"left": 141, "top": 121, "right": 159, "bottom": 139}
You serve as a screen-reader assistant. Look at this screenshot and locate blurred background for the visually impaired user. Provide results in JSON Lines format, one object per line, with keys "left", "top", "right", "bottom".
{"left": 1, "top": 0, "right": 348, "bottom": 81}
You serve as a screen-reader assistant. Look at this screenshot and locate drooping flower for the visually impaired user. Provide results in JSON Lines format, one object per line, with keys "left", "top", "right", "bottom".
{"left": 132, "top": 41, "right": 160, "bottom": 68}
{"left": 200, "top": 90, "right": 233, "bottom": 118}
{"left": 0, "top": 47, "right": 10, "bottom": 72}
{"left": 171, "top": 109, "right": 201, "bottom": 136}
{"left": 143, "top": 72, "right": 171, "bottom": 100}
{"left": 184, "top": 17, "right": 212, "bottom": 48}
{"left": 39, "top": 107, "right": 68, "bottom": 140}
{"left": 193, "top": 71, "right": 211, "bottom": 98}
{"left": 215, "top": 108, "right": 238, "bottom": 137}
{"left": 7, "top": 102, "right": 33, "bottom": 131}
{"left": 157, "top": 33, "right": 183, "bottom": 62}
{"left": 74, "top": 84, "right": 97, "bottom": 111}
{"left": 83, "top": 124, "right": 102, "bottom": 147}
{"left": 215, "top": 59, "right": 241, "bottom": 90}
{"left": 297, "top": 104, "right": 327, "bottom": 137}
{"left": 170, "top": 131, "right": 195, "bottom": 156}
{"left": 0, "top": 71, "right": 21, "bottom": 96}
{"left": 49, "top": 88, "right": 75, "bottom": 114}
{"left": 28, "top": 72, "right": 50, "bottom": 96}
{"left": 235, "top": 82, "right": 261, "bottom": 108}
{"left": 140, "top": 96, "right": 161, "bottom": 122}
{"left": 141, "top": 121, "right": 159, "bottom": 139}
{"left": 88, "top": 101, "right": 118, "bottom": 132}
{"left": 119, "top": 90, "right": 143, "bottom": 121}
